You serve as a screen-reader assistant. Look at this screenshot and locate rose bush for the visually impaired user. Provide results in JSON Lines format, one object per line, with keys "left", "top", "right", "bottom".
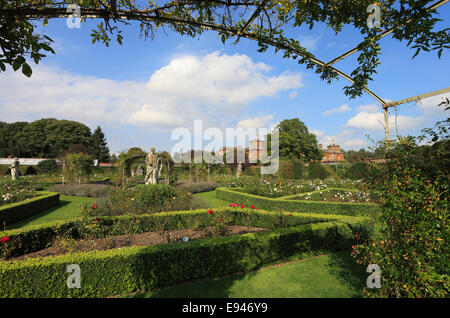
{"left": 352, "top": 125, "right": 449, "bottom": 297}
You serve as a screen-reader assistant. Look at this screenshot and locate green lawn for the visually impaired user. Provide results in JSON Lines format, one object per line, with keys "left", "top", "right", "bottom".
{"left": 125, "top": 251, "right": 366, "bottom": 298}
{"left": 193, "top": 189, "right": 232, "bottom": 208}
{"left": 8, "top": 195, "right": 94, "bottom": 229}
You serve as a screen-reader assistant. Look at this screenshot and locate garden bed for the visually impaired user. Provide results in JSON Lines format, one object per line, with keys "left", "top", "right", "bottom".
{"left": 8, "top": 225, "right": 267, "bottom": 261}
{"left": 216, "top": 187, "right": 379, "bottom": 216}
{"left": 0, "top": 191, "right": 60, "bottom": 226}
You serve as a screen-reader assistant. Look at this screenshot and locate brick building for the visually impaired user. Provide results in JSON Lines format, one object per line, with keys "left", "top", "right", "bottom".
{"left": 319, "top": 140, "right": 344, "bottom": 162}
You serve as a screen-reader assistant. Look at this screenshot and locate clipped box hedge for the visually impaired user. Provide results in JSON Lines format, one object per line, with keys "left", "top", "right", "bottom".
{"left": 0, "top": 208, "right": 372, "bottom": 260}
{"left": 277, "top": 187, "right": 361, "bottom": 200}
{"left": 216, "top": 187, "right": 379, "bottom": 216}
{"left": 0, "top": 191, "right": 60, "bottom": 226}
{"left": 0, "top": 218, "right": 365, "bottom": 298}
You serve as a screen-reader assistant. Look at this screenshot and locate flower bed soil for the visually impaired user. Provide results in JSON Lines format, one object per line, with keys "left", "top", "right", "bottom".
{"left": 8, "top": 225, "right": 268, "bottom": 261}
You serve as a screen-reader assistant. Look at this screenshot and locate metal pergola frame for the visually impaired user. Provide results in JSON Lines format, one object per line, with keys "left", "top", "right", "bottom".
{"left": 3, "top": 0, "right": 449, "bottom": 141}
{"left": 322, "top": 0, "right": 450, "bottom": 141}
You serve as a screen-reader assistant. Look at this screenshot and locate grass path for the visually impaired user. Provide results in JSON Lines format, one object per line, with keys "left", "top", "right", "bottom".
{"left": 193, "top": 190, "right": 232, "bottom": 208}
{"left": 7, "top": 195, "right": 94, "bottom": 230}
{"left": 124, "top": 251, "right": 366, "bottom": 298}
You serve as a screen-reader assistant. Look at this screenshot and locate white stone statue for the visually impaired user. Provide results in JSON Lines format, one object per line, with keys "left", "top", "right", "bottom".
{"left": 136, "top": 164, "right": 144, "bottom": 176}
{"left": 144, "top": 147, "right": 162, "bottom": 184}
{"left": 236, "top": 162, "right": 242, "bottom": 178}
{"left": 10, "top": 157, "right": 20, "bottom": 180}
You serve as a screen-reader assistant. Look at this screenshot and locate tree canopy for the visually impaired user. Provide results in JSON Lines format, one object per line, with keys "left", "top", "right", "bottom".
{"left": 269, "top": 118, "right": 323, "bottom": 161}
{"left": 89, "top": 126, "right": 110, "bottom": 162}
{"left": 0, "top": 118, "right": 109, "bottom": 158}
{"left": 1, "top": 0, "right": 448, "bottom": 101}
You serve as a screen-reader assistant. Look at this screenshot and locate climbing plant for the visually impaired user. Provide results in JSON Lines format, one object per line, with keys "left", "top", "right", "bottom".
{"left": 0, "top": 0, "right": 448, "bottom": 99}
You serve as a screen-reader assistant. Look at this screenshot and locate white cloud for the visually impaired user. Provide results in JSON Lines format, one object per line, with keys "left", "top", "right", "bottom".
{"left": 236, "top": 115, "right": 274, "bottom": 130}
{"left": 356, "top": 104, "right": 380, "bottom": 113}
{"left": 298, "top": 35, "right": 320, "bottom": 51}
{"left": 310, "top": 129, "right": 324, "bottom": 138}
{"left": 289, "top": 91, "right": 298, "bottom": 99}
{"left": 342, "top": 138, "right": 368, "bottom": 149}
{"left": 319, "top": 130, "right": 366, "bottom": 150}
{"left": 323, "top": 104, "right": 351, "bottom": 115}
{"left": 346, "top": 111, "right": 426, "bottom": 131}
{"left": 0, "top": 51, "right": 302, "bottom": 131}
{"left": 414, "top": 92, "right": 450, "bottom": 115}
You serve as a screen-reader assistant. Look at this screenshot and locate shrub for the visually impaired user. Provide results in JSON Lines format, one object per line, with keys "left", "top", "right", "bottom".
{"left": 132, "top": 184, "right": 177, "bottom": 209}
{"left": 0, "top": 208, "right": 372, "bottom": 297}
{"left": 176, "top": 181, "right": 218, "bottom": 193}
{"left": 344, "top": 162, "right": 369, "bottom": 180}
{"left": 49, "top": 184, "right": 108, "bottom": 198}
{"left": 308, "top": 162, "right": 330, "bottom": 179}
{"left": 216, "top": 187, "right": 379, "bottom": 216}
{"left": 0, "top": 181, "right": 36, "bottom": 207}
{"left": 82, "top": 184, "right": 193, "bottom": 217}
{"left": 352, "top": 133, "right": 449, "bottom": 297}
{"left": 0, "top": 191, "right": 59, "bottom": 226}
{"left": 37, "top": 159, "right": 58, "bottom": 174}
{"left": 63, "top": 153, "right": 93, "bottom": 184}
{"left": 0, "top": 221, "right": 361, "bottom": 298}
{"left": 292, "top": 159, "right": 305, "bottom": 180}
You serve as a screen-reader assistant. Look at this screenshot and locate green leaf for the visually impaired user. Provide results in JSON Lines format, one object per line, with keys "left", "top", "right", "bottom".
{"left": 0, "top": 62, "right": 5, "bottom": 72}
{"left": 40, "top": 43, "right": 55, "bottom": 53}
{"left": 21, "top": 63, "right": 32, "bottom": 77}
{"left": 12, "top": 60, "right": 21, "bottom": 71}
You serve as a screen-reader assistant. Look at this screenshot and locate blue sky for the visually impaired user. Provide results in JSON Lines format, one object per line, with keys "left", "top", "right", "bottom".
{"left": 0, "top": 4, "right": 449, "bottom": 155}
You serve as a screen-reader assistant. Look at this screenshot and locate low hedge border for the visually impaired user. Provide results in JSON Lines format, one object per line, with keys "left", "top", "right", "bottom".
{"left": 276, "top": 187, "right": 361, "bottom": 200}
{"left": 0, "top": 208, "right": 372, "bottom": 260}
{"left": 0, "top": 220, "right": 363, "bottom": 298}
{"left": 216, "top": 187, "right": 379, "bottom": 216}
{"left": 0, "top": 191, "right": 60, "bottom": 227}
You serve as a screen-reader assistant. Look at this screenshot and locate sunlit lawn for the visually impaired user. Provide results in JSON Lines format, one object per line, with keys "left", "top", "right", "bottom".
{"left": 124, "top": 251, "right": 366, "bottom": 298}
{"left": 7, "top": 195, "right": 94, "bottom": 230}
{"left": 193, "top": 189, "right": 232, "bottom": 208}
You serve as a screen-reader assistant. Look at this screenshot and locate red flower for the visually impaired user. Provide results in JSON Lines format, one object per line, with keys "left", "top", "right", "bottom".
{"left": 95, "top": 218, "right": 100, "bottom": 222}
{"left": 250, "top": 205, "right": 255, "bottom": 209}
{"left": 220, "top": 219, "right": 224, "bottom": 222}
{"left": 92, "top": 203, "right": 97, "bottom": 209}
{"left": 208, "top": 209, "right": 212, "bottom": 214}
{"left": 230, "top": 203, "right": 235, "bottom": 207}
{"left": 241, "top": 204, "right": 245, "bottom": 208}
{"left": 0, "top": 237, "right": 10, "bottom": 243}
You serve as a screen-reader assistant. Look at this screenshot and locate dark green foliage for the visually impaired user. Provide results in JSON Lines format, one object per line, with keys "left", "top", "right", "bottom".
{"left": 353, "top": 122, "right": 449, "bottom": 297}
{"left": 176, "top": 181, "right": 219, "bottom": 194}
{"left": 0, "top": 191, "right": 60, "bottom": 227}
{"left": 37, "top": 159, "right": 58, "bottom": 173}
{"left": 216, "top": 187, "right": 379, "bottom": 216}
{"left": 293, "top": 159, "right": 305, "bottom": 180}
{"left": 308, "top": 162, "right": 330, "bottom": 180}
{"left": 266, "top": 119, "right": 323, "bottom": 161}
{"left": 82, "top": 184, "right": 193, "bottom": 216}
{"left": 0, "top": 119, "right": 92, "bottom": 158}
{"left": 132, "top": 184, "right": 178, "bottom": 210}
{"left": 49, "top": 184, "right": 108, "bottom": 198}
{"left": 0, "top": 208, "right": 372, "bottom": 297}
{"left": 0, "top": 208, "right": 372, "bottom": 260}
{"left": 344, "top": 162, "right": 369, "bottom": 180}
{"left": 89, "top": 126, "right": 110, "bottom": 162}
{"left": 343, "top": 148, "right": 377, "bottom": 163}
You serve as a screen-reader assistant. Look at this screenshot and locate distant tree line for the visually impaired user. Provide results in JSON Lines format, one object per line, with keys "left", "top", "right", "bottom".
{"left": 343, "top": 149, "right": 378, "bottom": 163}
{"left": 0, "top": 118, "right": 110, "bottom": 162}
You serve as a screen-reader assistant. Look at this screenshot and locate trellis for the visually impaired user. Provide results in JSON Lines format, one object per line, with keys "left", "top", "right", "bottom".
{"left": 3, "top": 0, "right": 449, "bottom": 141}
